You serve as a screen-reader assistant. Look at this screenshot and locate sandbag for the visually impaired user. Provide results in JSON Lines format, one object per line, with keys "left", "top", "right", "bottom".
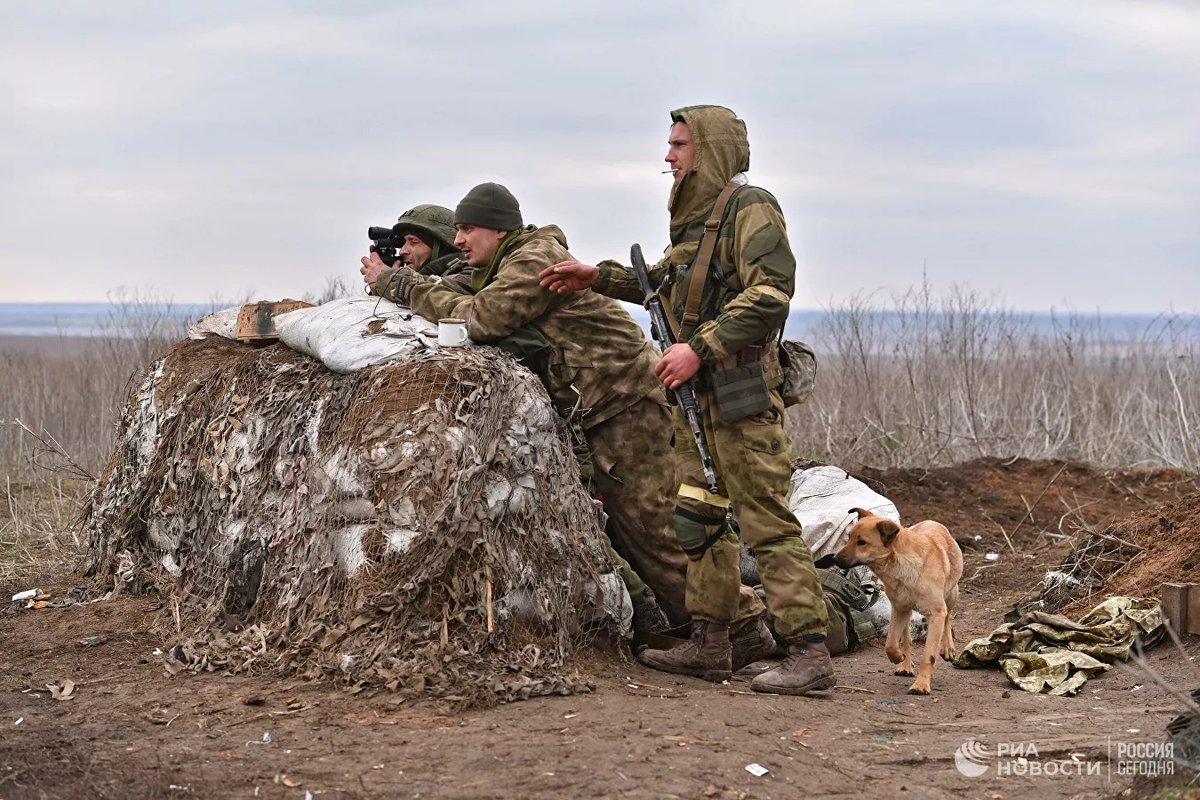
{"left": 789, "top": 465, "right": 900, "bottom": 560}
{"left": 274, "top": 296, "right": 473, "bottom": 373}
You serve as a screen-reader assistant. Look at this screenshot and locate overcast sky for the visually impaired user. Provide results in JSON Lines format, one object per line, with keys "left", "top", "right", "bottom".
{"left": 1, "top": 1, "right": 1197, "bottom": 312}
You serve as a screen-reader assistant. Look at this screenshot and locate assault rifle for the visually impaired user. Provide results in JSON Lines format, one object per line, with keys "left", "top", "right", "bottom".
{"left": 630, "top": 243, "right": 719, "bottom": 495}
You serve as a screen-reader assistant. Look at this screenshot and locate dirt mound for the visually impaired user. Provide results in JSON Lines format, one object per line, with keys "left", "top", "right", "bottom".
{"left": 1045, "top": 492, "right": 1200, "bottom": 614}
{"left": 859, "top": 457, "right": 1197, "bottom": 547}
{"left": 80, "top": 337, "right": 624, "bottom": 705}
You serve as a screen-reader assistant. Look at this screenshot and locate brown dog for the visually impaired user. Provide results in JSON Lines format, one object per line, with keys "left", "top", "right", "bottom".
{"left": 834, "top": 508, "right": 963, "bottom": 695}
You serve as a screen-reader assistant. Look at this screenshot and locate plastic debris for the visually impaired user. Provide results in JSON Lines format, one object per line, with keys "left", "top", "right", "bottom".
{"left": 14, "top": 718, "right": 23, "bottom": 726}
{"left": 985, "top": 552, "right": 1001, "bottom": 561}
{"left": 745, "top": 763, "right": 769, "bottom": 777}
{"left": 11, "top": 589, "right": 39, "bottom": 602}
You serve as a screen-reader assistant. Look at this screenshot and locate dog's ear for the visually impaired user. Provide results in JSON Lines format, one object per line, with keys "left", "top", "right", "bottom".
{"left": 876, "top": 519, "right": 900, "bottom": 545}
{"left": 848, "top": 507, "right": 871, "bottom": 519}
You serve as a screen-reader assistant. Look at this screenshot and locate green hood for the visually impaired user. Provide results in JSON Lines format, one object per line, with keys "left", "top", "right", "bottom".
{"left": 667, "top": 105, "right": 750, "bottom": 241}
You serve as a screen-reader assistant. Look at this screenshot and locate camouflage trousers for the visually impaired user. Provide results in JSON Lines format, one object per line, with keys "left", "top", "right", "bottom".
{"left": 585, "top": 398, "right": 689, "bottom": 625}
{"left": 673, "top": 390, "right": 828, "bottom": 639}
{"left": 587, "top": 397, "right": 767, "bottom": 630}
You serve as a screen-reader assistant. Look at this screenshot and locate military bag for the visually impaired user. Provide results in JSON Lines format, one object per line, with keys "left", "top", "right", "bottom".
{"left": 817, "top": 565, "right": 880, "bottom": 656}
{"left": 777, "top": 339, "right": 817, "bottom": 408}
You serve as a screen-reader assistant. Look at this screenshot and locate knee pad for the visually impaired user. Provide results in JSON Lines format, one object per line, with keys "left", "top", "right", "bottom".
{"left": 674, "top": 482, "right": 733, "bottom": 561}
{"left": 673, "top": 506, "right": 729, "bottom": 560}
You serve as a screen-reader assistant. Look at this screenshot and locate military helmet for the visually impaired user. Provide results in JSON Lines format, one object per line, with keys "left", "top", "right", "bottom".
{"left": 393, "top": 204, "right": 458, "bottom": 251}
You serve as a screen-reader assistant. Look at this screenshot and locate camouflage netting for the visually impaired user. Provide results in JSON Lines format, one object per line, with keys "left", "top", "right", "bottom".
{"left": 82, "top": 336, "right": 626, "bottom": 705}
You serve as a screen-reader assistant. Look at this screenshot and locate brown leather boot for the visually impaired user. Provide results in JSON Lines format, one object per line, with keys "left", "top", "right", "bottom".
{"left": 638, "top": 621, "right": 732, "bottom": 682}
{"left": 730, "top": 617, "right": 784, "bottom": 671}
{"left": 750, "top": 637, "right": 836, "bottom": 695}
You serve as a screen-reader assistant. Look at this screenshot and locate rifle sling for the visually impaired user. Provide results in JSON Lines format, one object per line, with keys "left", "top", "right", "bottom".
{"left": 674, "top": 181, "right": 742, "bottom": 343}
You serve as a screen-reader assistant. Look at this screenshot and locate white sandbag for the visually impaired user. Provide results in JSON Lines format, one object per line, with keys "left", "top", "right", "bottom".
{"left": 188, "top": 306, "right": 240, "bottom": 340}
{"left": 741, "top": 465, "right": 924, "bottom": 642}
{"left": 785, "top": 467, "right": 926, "bottom": 641}
{"left": 788, "top": 466, "right": 900, "bottom": 560}
{"left": 274, "top": 296, "right": 473, "bottom": 374}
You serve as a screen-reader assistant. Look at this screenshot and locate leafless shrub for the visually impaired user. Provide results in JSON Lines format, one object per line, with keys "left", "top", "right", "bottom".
{"left": 787, "top": 286, "right": 1198, "bottom": 471}
{"left": 304, "top": 274, "right": 356, "bottom": 305}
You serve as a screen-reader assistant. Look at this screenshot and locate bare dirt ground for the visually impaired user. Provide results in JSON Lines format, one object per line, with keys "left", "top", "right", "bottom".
{"left": 3, "top": 458, "right": 1199, "bottom": 800}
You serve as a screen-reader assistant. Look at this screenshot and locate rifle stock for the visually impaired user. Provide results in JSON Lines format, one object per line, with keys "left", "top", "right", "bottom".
{"left": 630, "top": 244, "right": 720, "bottom": 495}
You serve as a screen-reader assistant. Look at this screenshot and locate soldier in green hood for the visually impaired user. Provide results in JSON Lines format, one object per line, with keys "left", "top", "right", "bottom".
{"left": 369, "top": 182, "right": 688, "bottom": 643}
{"left": 541, "top": 106, "right": 835, "bottom": 695}
{"left": 360, "top": 204, "right": 468, "bottom": 292}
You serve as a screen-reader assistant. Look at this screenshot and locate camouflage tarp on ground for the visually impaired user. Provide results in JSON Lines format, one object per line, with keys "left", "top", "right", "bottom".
{"left": 952, "top": 596, "right": 1165, "bottom": 695}
{"left": 81, "top": 336, "right": 625, "bottom": 705}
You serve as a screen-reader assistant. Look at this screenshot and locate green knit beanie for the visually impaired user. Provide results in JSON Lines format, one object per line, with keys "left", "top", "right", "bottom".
{"left": 454, "top": 182, "right": 523, "bottom": 231}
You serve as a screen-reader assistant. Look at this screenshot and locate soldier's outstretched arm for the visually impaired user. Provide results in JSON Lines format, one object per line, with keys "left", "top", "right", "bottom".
{"left": 539, "top": 261, "right": 598, "bottom": 293}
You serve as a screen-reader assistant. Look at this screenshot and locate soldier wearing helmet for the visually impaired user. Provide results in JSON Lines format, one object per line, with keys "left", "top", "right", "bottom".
{"left": 360, "top": 204, "right": 467, "bottom": 293}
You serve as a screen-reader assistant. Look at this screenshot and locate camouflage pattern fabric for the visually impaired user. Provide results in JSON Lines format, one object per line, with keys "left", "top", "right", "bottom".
{"left": 584, "top": 397, "right": 687, "bottom": 624}
{"left": 369, "top": 253, "right": 468, "bottom": 297}
{"left": 408, "top": 224, "right": 663, "bottom": 431}
{"left": 418, "top": 252, "right": 469, "bottom": 278}
{"left": 674, "top": 391, "right": 826, "bottom": 638}
{"left": 581, "top": 395, "right": 765, "bottom": 629}
{"left": 594, "top": 106, "right": 794, "bottom": 372}
{"left": 952, "top": 596, "right": 1165, "bottom": 695}
{"left": 593, "top": 104, "right": 828, "bottom": 641}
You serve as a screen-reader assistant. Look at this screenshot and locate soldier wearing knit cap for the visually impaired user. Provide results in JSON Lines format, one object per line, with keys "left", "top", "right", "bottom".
{"left": 371, "top": 182, "right": 693, "bottom": 643}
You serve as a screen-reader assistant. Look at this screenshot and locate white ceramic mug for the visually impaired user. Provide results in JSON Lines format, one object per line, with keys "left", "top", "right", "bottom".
{"left": 438, "top": 318, "right": 468, "bottom": 347}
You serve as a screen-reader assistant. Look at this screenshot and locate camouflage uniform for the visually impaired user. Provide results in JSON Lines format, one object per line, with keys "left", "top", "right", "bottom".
{"left": 594, "top": 105, "right": 829, "bottom": 642}
{"left": 383, "top": 223, "right": 690, "bottom": 624}
{"left": 373, "top": 204, "right": 469, "bottom": 288}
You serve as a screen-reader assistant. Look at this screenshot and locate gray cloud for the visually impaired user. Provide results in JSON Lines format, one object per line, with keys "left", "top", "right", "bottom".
{"left": 0, "top": 0, "right": 1196, "bottom": 312}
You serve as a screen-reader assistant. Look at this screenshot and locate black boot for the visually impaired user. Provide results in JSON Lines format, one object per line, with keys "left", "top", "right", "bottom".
{"left": 630, "top": 589, "right": 671, "bottom": 655}
{"left": 639, "top": 621, "right": 732, "bottom": 682}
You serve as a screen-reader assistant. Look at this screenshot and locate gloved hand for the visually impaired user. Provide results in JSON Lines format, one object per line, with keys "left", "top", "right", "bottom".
{"left": 374, "top": 267, "right": 419, "bottom": 306}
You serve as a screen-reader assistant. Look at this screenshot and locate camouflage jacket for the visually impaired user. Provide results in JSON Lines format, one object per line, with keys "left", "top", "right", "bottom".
{"left": 594, "top": 105, "right": 794, "bottom": 376}
{"left": 418, "top": 252, "right": 469, "bottom": 279}
{"left": 408, "top": 224, "right": 664, "bottom": 429}
{"left": 371, "top": 253, "right": 470, "bottom": 298}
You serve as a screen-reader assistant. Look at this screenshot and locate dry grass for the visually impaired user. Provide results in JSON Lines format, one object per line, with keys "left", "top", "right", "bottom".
{"left": 0, "top": 472, "right": 89, "bottom": 585}
{"left": 2, "top": 285, "right": 1197, "bottom": 585}
{"left": 786, "top": 286, "right": 1198, "bottom": 471}
{"left": 1, "top": 291, "right": 193, "bottom": 583}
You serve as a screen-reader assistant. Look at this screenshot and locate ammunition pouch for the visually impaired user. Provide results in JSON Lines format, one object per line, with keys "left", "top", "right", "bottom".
{"left": 708, "top": 345, "right": 772, "bottom": 423}
{"left": 492, "top": 326, "right": 552, "bottom": 387}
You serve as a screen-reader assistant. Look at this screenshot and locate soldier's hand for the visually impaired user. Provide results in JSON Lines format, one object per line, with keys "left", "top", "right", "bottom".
{"left": 539, "top": 261, "right": 598, "bottom": 294}
{"left": 360, "top": 248, "right": 391, "bottom": 288}
{"left": 656, "top": 343, "right": 702, "bottom": 390}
